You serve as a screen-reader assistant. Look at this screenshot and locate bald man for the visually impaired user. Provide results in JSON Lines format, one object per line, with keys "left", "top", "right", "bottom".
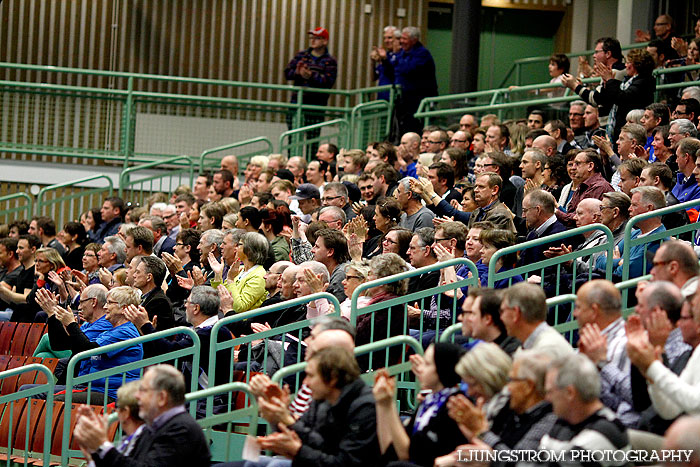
{"left": 532, "top": 135, "right": 558, "bottom": 157}
{"left": 663, "top": 416, "right": 700, "bottom": 466}
{"left": 575, "top": 280, "right": 637, "bottom": 426}
{"left": 220, "top": 155, "right": 241, "bottom": 191}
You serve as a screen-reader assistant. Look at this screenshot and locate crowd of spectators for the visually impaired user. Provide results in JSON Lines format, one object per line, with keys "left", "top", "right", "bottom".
{"left": 8, "top": 13, "right": 700, "bottom": 466}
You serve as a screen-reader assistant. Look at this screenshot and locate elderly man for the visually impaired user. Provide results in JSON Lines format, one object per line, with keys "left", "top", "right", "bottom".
{"left": 74, "top": 364, "right": 211, "bottom": 466}
{"left": 459, "top": 113, "right": 477, "bottom": 133}
{"left": 674, "top": 137, "right": 700, "bottom": 221}
{"left": 532, "top": 134, "right": 558, "bottom": 157}
{"left": 500, "top": 283, "right": 573, "bottom": 358}
{"left": 600, "top": 191, "right": 631, "bottom": 246}
{"left": 139, "top": 216, "right": 176, "bottom": 258}
{"left": 396, "top": 177, "right": 434, "bottom": 231}
{"left": 125, "top": 285, "right": 232, "bottom": 391}
{"left": 518, "top": 189, "right": 566, "bottom": 266}
{"left": 575, "top": 280, "right": 638, "bottom": 426}
{"left": 596, "top": 186, "right": 668, "bottom": 279}
{"left": 540, "top": 354, "right": 630, "bottom": 456}
{"left": 651, "top": 240, "right": 699, "bottom": 298}
{"left": 389, "top": 26, "right": 437, "bottom": 135}
{"left": 406, "top": 227, "right": 440, "bottom": 294}
{"left": 628, "top": 283, "right": 700, "bottom": 422}
{"left": 317, "top": 206, "right": 346, "bottom": 231}
{"left": 397, "top": 132, "right": 420, "bottom": 178}
{"left": 370, "top": 25, "right": 400, "bottom": 101}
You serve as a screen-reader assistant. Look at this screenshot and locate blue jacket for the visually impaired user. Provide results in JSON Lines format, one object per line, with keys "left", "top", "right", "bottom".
{"left": 595, "top": 225, "right": 668, "bottom": 279}
{"left": 391, "top": 42, "right": 438, "bottom": 99}
{"left": 671, "top": 172, "right": 700, "bottom": 206}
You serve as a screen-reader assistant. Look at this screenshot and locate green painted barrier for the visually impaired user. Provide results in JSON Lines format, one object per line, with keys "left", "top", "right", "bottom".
{"left": 620, "top": 199, "right": 700, "bottom": 309}
{"left": 349, "top": 258, "right": 478, "bottom": 367}
{"left": 207, "top": 292, "right": 342, "bottom": 417}
{"left": 36, "top": 175, "right": 114, "bottom": 230}
{"left": 0, "top": 364, "right": 55, "bottom": 467}
{"left": 279, "top": 118, "right": 349, "bottom": 159}
{"left": 199, "top": 137, "right": 274, "bottom": 173}
{"left": 61, "top": 326, "right": 201, "bottom": 465}
{"left": 118, "top": 155, "right": 195, "bottom": 203}
{"left": 0, "top": 193, "right": 33, "bottom": 225}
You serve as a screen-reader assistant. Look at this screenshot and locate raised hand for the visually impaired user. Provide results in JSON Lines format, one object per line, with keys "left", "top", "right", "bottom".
{"left": 123, "top": 304, "right": 151, "bottom": 328}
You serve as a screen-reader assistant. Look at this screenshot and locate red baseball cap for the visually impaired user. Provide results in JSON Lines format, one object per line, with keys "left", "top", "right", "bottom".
{"left": 308, "top": 27, "right": 329, "bottom": 40}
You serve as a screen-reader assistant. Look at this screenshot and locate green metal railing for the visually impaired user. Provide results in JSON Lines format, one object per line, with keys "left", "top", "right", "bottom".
{"left": 61, "top": 326, "right": 201, "bottom": 465}
{"left": 350, "top": 258, "right": 478, "bottom": 365}
{"left": 207, "top": 292, "right": 342, "bottom": 416}
{"left": 417, "top": 63, "right": 700, "bottom": 126}
{"left": 619, "top": 199, "right": 700, "bottom": 308}
{"left": 0, "top": 193, "right": 33, "bottom": 225}
{"left": 349, "top": 100, "right": 392, "bottom": 149}
{"left": 0, "top": 364, "right": 55, "bottom": 467}
{"left": 119, "top": 155, "right": 195, "bottom": 203}
{"left": 279, "top": 118, "right": 350, "bottom": 159}
{"left": 272, "top": 335, "right": 424, "bottom": 414}
{"left": 0, "top": 62, "right": 396, "bottom": 168}
{"left": 36, "top": 174, "right": 114, "bottom": 229}
{"left": 488, "top": 224, "right": 614, "bottom": 326}
{"left": 199, "top": 137, "right": 275, "bottom": 173}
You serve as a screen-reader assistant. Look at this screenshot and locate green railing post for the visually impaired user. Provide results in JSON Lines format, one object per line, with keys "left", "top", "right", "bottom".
{"left": 36, "top": 175, "right": 114, "bottom": 228}
{"left": 119, "top": 155, "right": 194, "bottom": 202}
{"left": 122, "top": 76, "right": 135, "bottom": 168}
{"left": 199, "top": 137, "right": 274, "bottom": 173}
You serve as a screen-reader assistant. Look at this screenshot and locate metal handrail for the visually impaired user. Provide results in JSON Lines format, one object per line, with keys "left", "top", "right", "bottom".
{"left": 62, "top": 326, "right": 201, "bottom": 465}
{"left": 199, "top": 137, "right": 274, "bottom": 172}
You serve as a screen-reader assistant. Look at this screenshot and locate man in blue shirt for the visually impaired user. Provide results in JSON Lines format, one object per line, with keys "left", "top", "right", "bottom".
{"left": 370, "top": 25, "right": 400, "bottom": 101}
{"left": 673, "top": 137, "right": 700, "bottom": 222}
{"left": 388, "top": 26, "right": 438, "bottom": 135}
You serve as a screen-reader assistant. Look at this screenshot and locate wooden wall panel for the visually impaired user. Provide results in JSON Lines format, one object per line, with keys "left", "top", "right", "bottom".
{"left": 0, "top": 0, "right": 427, "bottom": 104}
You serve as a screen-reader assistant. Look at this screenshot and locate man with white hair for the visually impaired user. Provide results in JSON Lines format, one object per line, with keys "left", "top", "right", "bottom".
{"left": 396, "top": 177, "right": 434, "bottom": 230}
{"left": 370, "top": 25, "right": 400, "bottom": 101}
{"left": 388, "top": 26, "right": 438, "bottom": 135}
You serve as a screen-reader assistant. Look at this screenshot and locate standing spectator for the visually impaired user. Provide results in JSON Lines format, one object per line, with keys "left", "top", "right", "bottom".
{"left": 370, "top": 25, "right": 400, "bottom": 101}
{"left": 396, "top": 177, "right": 435, "bottom": 231}
{"left": 312, "top": 229, "right": 350, "bottom": 303}
{"left": 390, "top": 26, "right": 438, "bottom": 135}
{"left": 284, "top": 27, "right": 338, "bottom": 157}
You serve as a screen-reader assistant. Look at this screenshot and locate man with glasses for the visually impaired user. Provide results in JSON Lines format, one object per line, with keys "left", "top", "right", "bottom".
{"left": 75, "top": 364, "right": 211, "bottom": 466}
{"left": 555, "top": 149, "right": 613, "bottom": 227}
{"left": 673, "top": 137, "right": 700, "bottom": 222}
{"left": 569, "top": 101, "right": 587, "bottom": 147}
{"left": 321, "top": 182, "right": 355, "bottom": 221}
{"left": 673, "top": 99, "right": 700, "bottom": 127}
{"left": 426, "top": 129, "right": 449, "bottom": 155}
{"left": 651, "top": 240, "right": 699, "bottom": 298}
{"left": 519, "top": 189, "right": 566, "bottom": 266}
{"left": 449, "top": 130, "right": 470, "bottom": 151}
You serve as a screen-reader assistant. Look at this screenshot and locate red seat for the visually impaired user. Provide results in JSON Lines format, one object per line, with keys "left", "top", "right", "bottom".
{"left": 0, "top": 399, "right": 28, "bottom": 449}
{"left": 34, "top": 358, "right": 59, "bottom": 385}
{"left": 0, "top": 356, "right": 28, "bottom": 395}
{"left": 9, "top": 323, "right": 31, "bottom": 356}
{"left": 0, "top": 323, "right": 17, "bottom": 355}
{"left": 12, "top": 398, "right": 44, "bottom": 450}
{"left": 0, "top": 355, "right": 12, "bottom": 373}
{"left": 16, "top": 357, "right": 43, "bottom": 389}
{"left": 22, "top": 324, "right": 46, "bottom": 356}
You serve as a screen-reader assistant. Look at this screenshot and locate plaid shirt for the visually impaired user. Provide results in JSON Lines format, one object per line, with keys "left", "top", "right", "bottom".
{"left": 291, "top": 237, "right": 313, "bottom": 264}
{"left": 284, "top": 48, "right": 338, "bottom": 106}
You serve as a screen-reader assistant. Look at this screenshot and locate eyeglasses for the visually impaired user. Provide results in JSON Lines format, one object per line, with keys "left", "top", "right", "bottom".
{"left": 345, "top": 275, "right": 362, "bottom": 280}
{"left": 106, "top": 299, "right": 121, "bottom": 306}
{"left": 321, "top": 195, "right": 343, "bottom": 202}
{"left": 79, "top": 297, "right": 95, "bottom": 304}
{"left": 428, "top": 140, "right": 442, "bottom": 144}
{"left": 568, "top": 113, "right": 584, "bottom": 117}
{"left": 451, "top": 139, "right": 467, "bottom": 143}
{"left": 433, "top": 237, "right": 451, "bottom": 243}
{"left": 382, "top": 237, "right": 398, "bottom": 244}
{"left": 36, "top": 259, "right": 49, "bottom": 264}
{"left": 175, "top": 242, "right": 185, "bottom": 246}
{"left": 482, "top": 163, "right": 498, "bottom": 167}
{"left": 163, "top": 213, "right": 177, "bottom": 219}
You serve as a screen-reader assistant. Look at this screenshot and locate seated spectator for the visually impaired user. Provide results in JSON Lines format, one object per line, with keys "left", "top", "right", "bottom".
{"left": 355, "top": 253, "right": 409, "bottom": 371}
{"left": 600, "top": 192, "right": 631, "bottom": 246}
{"left": 339, "top": 260, "right": 371, "bottom": 321}
{"left": 28, "top": 247, "right": 70, "bottom": 323}
{"left": 555, "top": 149, "right": 614, "bottom": 227}
{"left": 374, "top": 342, "right": 467, "bottom": 466}
{"left": 595, "top": 186, "right": 668, "bottom": 279}
{"left": 133, "top": 256, "right": 174, "bottom": 330}
{"left": 221, "top": 347, "right": 378, "bottom": 467}
{"left": 501, "top": 283, "right": 573, "bottom": 358}
{"left": 436, "top": 349, "right": 556, "bottom": 464}
{"left": 260, "top": 206, "right": 292, "bottom": 263}
{"left": 81, "top": 208, "right": 102, "bottom": 244}
{"left": 139, "top": 215, "right": 175, "bottom": 258}
{"left": 312, "top": 228, "right": 350, "bottom": 303}
{"left": 212, "top": 231, "right": 268, "bottom": 315}
{"left": 540, "top": 354, "right": 631, "bottom": 456}
{"left": 0, "top": 235, "right": 39, "bottom": 321}
{"left": 651, "top": 240, "right": 699, "bottom": 298}
{"left": 396, "top": 177, "right": 435, "bottom": 231}
{"left": 640, "top": 162, "right": 689, "bottom": 230}
{"left": 377, "top": 226, "right": 412, "bottom": 264}
{"left": 519, "top": 189, "right": 567, "bottom": 266}
{"left": 467, "top": 289, "right": 521, "bottom": 356}
{"left": 161, "top": 228, "right": 201, "bottom": 308}
{"left": 672, "top": 137, "right": 700, "bottom": 221}
{"left": 30, "top": 286, "right": 143, "bottom": 404}
{"left": 198, "top": 201, "right": 226, "bottom": 230}
{"left": 124, "top": 226, "right": 154, "bottom": 264}
{"left": 94, "top": 197, "right": 125, "bottom": 243}
{"left": 74, "top": 364, "right": 211, "bottom": 465}
{"left": 542, "top": 154, "right": 569, "bottom": 201}
{"left": 364, "top": 197, "right": 401, "bottom": 259}
{"left": 58, "top": 221, "right": 86, "bottom": 270}
{"left": 478, "top": 229, "right": 523, "bottom": 289}
{"left": 406, "top": 227, "right": 440, "bottom": 296}
{"left": 0, "top": 238, "right": 22, "bottom": 310}
{"left": 451, "top": 342, "right": 513, "bottom": 434}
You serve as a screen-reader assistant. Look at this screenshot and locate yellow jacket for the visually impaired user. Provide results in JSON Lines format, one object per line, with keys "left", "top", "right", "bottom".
{"left": 212, "top": 264, "right": 267, "bottom": 314}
